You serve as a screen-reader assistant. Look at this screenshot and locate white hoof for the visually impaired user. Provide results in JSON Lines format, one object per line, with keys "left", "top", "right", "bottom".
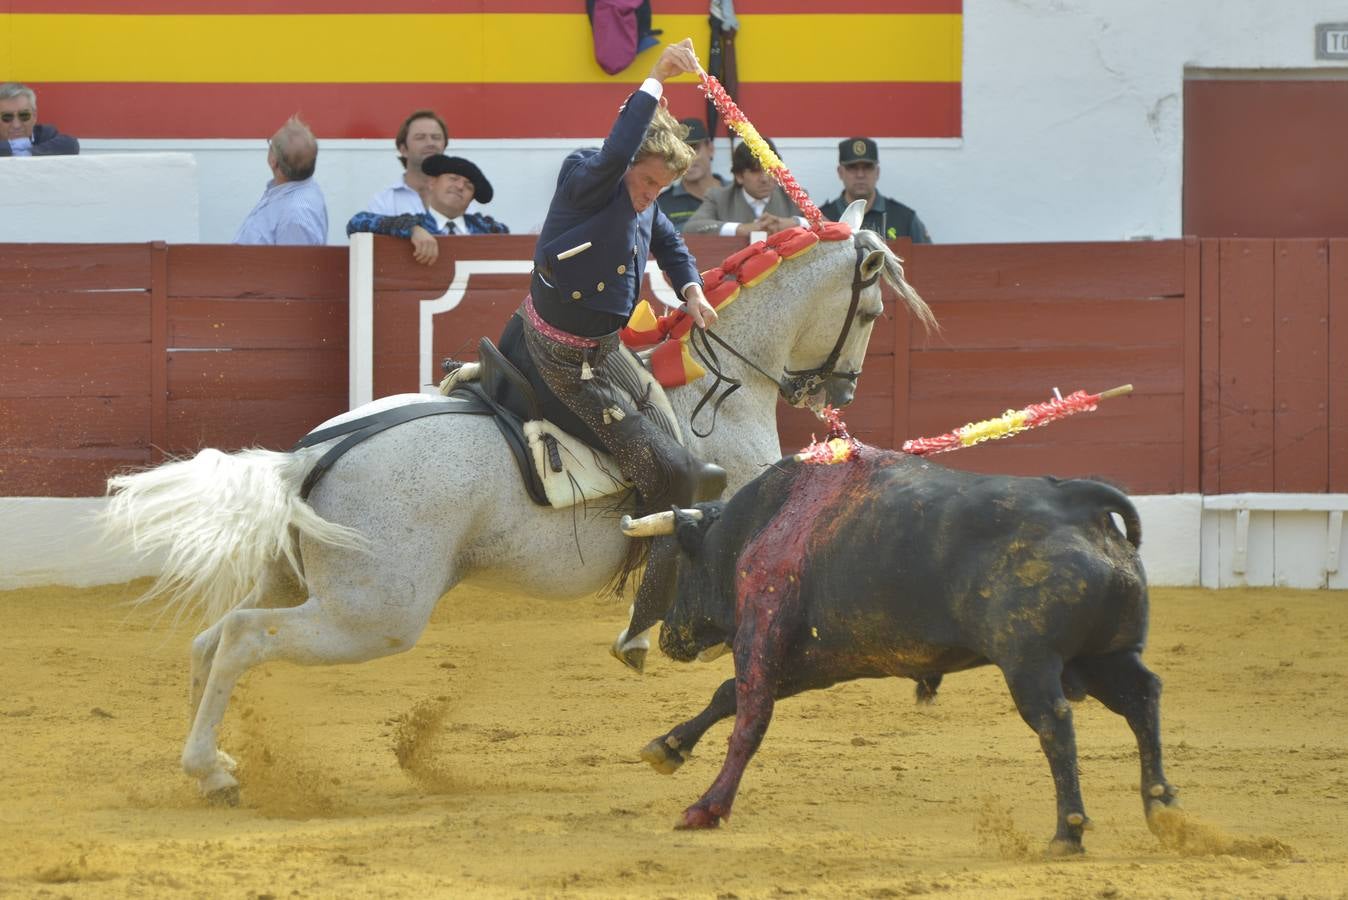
{"left": 200, "top": 770, "right": 240, "bottom": 806}
{"left": 217, "top": 751, "right": 238, "bottom": 773}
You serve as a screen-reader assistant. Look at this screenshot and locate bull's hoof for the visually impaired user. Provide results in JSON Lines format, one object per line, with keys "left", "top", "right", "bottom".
{"left": 610, "top": 642, "right": 647, "bottom": 673}
{"left": 1045, "top": 837, "right": 1085, "bottom": 857}
{"left": 676, "top": 805, "right": 722, "bottom": 830}
{"left": 640, "top": 737, "right": 687, "bottom": 774}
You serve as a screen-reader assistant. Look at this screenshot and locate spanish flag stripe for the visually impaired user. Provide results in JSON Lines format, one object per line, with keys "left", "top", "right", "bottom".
{"left": 9, "top": 13, "right": 960, "bottom": 84}
{"left": 29, "top": 81, "right": 961, "bottom": 140}
{"left": 11, "top": 1, "right": 962, "bottom": 15}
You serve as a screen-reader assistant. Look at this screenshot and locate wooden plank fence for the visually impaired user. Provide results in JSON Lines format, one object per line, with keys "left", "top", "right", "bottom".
{"left": 1, "top": 237, "right": 1343, "bottom": 498}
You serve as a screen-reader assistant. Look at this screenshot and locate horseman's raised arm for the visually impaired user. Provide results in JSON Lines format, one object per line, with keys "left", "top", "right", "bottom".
{"left": 557, "top": 40, "right": 700, "bottom": 207}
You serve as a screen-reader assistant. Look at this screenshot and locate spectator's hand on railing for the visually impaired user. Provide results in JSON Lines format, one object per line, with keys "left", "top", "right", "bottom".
{"left": 410, "top": 225, "right": 439, "bottom": 266}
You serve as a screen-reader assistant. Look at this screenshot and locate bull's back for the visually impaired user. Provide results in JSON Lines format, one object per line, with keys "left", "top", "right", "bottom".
{"left": 797, "top": 454, "right": 1148, "bottom": 672}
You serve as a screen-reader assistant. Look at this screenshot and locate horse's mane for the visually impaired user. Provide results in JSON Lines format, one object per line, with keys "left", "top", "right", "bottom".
{"left": 853, "top": 229, "right": 938, "bottom": 335}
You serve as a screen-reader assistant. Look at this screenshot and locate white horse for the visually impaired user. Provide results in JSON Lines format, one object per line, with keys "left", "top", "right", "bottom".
{"left": 104, "top": 203, "right": 935, "bottom": 802}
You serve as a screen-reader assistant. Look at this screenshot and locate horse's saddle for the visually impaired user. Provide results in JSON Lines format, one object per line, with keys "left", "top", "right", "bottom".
{"left": 295, "top": 338, "right": 678, "bottom": 509}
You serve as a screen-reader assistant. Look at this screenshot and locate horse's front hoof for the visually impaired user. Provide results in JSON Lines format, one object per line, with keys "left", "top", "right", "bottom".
{"left": 640, "top": 737, "right": 687, "bottom": 774}
{"left": 676, "top": 805, "right": 721, "bottom": 830}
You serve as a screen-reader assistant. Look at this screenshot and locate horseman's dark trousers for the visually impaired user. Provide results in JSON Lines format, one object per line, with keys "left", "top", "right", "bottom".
{"left": 510, "top": 306, "right": 719, "bottom": 635}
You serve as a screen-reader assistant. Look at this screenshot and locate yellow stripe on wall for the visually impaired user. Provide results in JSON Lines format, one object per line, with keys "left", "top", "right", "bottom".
{"left": 10, "top": 13, "right": 960, "bottom": 84}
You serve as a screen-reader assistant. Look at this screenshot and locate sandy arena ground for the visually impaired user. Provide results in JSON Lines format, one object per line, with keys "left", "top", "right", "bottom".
{"left": 1, "top": 581, "right": 1346, "bottom": 898}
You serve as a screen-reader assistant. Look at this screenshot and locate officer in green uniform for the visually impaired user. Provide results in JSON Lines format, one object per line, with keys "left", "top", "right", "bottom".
{"left": 819, "top": 137, "right": 931, "bottom": 243}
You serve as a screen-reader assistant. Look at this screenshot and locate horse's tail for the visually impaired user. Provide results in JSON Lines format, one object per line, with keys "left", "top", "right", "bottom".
{"left": 861, "top": 229, "right": 938, "bottom": 335}
{"left": 103, "top": 447, "right": 368, "bottom": 626}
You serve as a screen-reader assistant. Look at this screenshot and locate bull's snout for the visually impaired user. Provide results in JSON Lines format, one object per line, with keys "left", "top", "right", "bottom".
{"left": 659, "top": 620, "right": 702, "bottom": 663}
{"left": 659, "top": 614, "right": 729, "bottom": 663}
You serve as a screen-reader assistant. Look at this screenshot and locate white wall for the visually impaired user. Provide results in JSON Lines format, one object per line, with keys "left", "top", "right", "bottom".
{"left": 67, "top": 2, "right": 1348, "bottom": 245}
{"left": 7, "top": 494, "right": 1344, "bottom": 591}
{"left": 0, "top": 152, "right": 199, "bottom": 243}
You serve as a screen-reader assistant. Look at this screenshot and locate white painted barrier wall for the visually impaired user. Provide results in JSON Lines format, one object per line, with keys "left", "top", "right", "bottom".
{"left": 4, "top": 494, "right": 1345, "bottom": 591}
{"left": 0, "top": 153, "right": 199, "bottom": 244}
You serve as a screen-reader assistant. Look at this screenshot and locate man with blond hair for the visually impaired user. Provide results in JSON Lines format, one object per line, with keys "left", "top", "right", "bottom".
{"left": 495, "top": 39, "right": 726, "bottom": 670}
{"left": 234, "top": 116, "right": 328, "bottom": 245}
{"left": 0, "top": 83, "right": 79, "bottom": 157}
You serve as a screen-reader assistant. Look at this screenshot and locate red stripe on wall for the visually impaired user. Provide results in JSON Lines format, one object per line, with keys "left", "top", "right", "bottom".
{"left": 35, "top": 82, "right": 961, "bottom": 140}
{"left": 11, "top": 1, "right": 961, "bottom": 13}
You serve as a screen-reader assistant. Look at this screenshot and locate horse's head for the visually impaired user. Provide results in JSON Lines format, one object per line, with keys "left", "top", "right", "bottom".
{"left": 784, "top": 201, "right": 936, "bottom": 413}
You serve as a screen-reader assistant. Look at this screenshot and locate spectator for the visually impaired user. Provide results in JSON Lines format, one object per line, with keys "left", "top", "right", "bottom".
{"left": 366, "top": 109, "right": 449, "bottom": 215}
{"left": 681, "top": 137, "right": 803, "bottom": 237}
{"left": 820, "top": 138, "right": 931, "bottom": 243}
{"left": 0, "top": 83, "right": 79, "bottom": 157}
{"left": 233, "top": 116, "right": 328, "bottom": 246}
{"left": 347, "top": 154, "right": 508, "bottom": 265}
{"left": 656, "top": 117, "right": 725, "bottom": 233}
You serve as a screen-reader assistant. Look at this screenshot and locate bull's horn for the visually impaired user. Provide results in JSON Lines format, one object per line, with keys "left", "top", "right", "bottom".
{"left": 620, "top": 508, "right": 703, "bottom": 537}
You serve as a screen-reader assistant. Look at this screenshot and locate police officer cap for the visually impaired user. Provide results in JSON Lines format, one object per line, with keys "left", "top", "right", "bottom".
{"left": 421, "top": 154, "right": 494, "bottom": 204}
{"left": 839, "top": 138, "right": 879, "bottom": 165}
{"left": 679, "top": 117, "right": 710, "bottom": 145}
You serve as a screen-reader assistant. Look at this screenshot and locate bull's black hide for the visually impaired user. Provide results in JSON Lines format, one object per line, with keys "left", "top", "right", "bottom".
{"left": 643, "top": 448, "right": 1178, "bottom": 855}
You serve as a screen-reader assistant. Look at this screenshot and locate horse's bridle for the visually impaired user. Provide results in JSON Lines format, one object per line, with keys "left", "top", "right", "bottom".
{"left": 687, "top": 241, "right": 880, "bottom": 438}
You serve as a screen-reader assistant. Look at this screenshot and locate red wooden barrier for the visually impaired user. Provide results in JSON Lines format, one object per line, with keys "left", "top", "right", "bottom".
{"left": 2, "top": 236, "right": 1343, "bottom": 499}
{"left": 0, "top": 243, "right": 347, "bottom": 496}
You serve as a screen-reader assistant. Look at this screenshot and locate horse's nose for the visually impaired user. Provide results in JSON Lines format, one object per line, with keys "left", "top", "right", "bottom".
{"left": 826, "top": 380, "right": 856, "bottom": 408}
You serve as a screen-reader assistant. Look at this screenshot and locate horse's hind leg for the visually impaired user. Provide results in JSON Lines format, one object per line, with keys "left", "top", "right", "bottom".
{"left": 181, "top": 587, "right": 435, "bottom": 803}
{"left": 188, "top": 562, "right": 302, "bottom": 750}
{"left": 1074, "top": 651, "right": 1179, "bottom": 825}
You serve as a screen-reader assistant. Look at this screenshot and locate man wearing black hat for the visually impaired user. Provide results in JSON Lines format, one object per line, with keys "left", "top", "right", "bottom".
{"left": 819, "top": 138, "right": 931, "bottom": 243}
{"left": 655, "top": 116, "right": 725, "bottom": 233}
{"left": 346, "top": 153, "right": 508, "bottom": 265}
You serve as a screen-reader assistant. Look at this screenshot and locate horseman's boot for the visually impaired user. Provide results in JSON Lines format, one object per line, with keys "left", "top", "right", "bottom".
{"left": 611, "top": 536, "right": 680, "bottom": 673}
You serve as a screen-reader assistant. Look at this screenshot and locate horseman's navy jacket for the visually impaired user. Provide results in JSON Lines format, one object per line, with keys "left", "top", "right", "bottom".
{"left": 532, "top": 88, "right": 700, "bottom": 331}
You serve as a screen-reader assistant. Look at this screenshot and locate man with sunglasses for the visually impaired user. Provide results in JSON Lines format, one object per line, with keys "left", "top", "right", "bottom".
{"left": 0, "top": 83, "right": 79, "bottom": 157}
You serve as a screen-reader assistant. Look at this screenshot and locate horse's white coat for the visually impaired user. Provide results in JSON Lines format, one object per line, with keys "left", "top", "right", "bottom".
{"left": 103, "top": 202, "right": 934, "bottom": 798}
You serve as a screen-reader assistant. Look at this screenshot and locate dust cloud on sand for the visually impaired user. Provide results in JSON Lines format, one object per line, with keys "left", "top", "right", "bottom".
{"left": 2, "top": 583, "right": 1346, "bottom": 898}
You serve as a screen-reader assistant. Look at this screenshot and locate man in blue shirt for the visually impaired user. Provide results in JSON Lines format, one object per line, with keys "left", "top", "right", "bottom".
{"left": 366, "top": 109, "right": 449, "bottom": 216}
{"left": 234, "top": 116, "right": 329, "bottom": 246}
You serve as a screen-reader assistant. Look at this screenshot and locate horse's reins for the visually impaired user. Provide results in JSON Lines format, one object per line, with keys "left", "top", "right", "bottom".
{"left": 686, "top": 242, "right": 880, "bottom": 438}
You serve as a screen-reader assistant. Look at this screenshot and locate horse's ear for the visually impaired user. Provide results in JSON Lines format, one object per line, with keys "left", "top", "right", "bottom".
{"left": 841, "top": 198, "right": 867, "bottom": 231}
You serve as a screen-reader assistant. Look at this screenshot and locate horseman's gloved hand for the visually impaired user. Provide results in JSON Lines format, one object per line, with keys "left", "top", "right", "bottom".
{"left": 682, "top": 283, "right": 718, "bottom": 329}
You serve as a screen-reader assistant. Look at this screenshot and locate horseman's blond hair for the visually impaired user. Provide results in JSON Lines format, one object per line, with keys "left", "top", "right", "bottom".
{"left": 635, "top": 104, "right": 695, "bottom": 178}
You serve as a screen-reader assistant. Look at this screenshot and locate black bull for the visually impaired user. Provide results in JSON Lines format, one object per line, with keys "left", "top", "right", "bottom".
{"left": 640, "top": 447, "right": 1179, "bottom": 854}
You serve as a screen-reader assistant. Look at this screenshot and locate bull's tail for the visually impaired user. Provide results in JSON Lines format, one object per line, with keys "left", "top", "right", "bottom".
{"left": 1060, "top": 479, "right": 1142, "bottom": 548}
{"left": 103, "top": 447, "right": 368, "bottom": 627}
